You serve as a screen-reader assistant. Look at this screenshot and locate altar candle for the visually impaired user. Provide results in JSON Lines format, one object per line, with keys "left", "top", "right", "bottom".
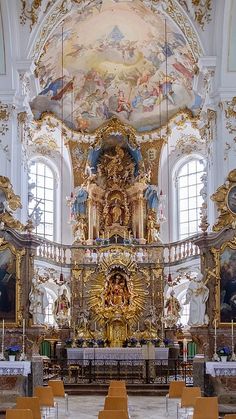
{"left": 22, "top": 318, "right": 25, "bottom": 336}
{"left": 232, "top": 319, "right": 234, "bottom": 337}
{"left": 102, "top": 231, "right": 105, "bottom": 240}
{"left": 137, "top": 322, "right": 140, "bottom": 331}
{"left": 95, "top": 321, "right": 97, "bottom": 332}
{"left": 183, "top": 338, "right": 188, "bottom": 362}
{"left": 214, "top": 319, "right": 217, "bottom": 336}
{"left": 2, "top": 319, "right": 4, "bottom": 338}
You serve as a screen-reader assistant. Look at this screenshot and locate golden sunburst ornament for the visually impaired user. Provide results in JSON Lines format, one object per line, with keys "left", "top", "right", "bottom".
{"left": 87, "top": 248, "right": 148, "bottom": 327}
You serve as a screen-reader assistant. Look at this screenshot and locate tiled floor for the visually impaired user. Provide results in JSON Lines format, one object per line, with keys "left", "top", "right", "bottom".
{"left": 56, "top": 395, "right": 189, "bottom": 418}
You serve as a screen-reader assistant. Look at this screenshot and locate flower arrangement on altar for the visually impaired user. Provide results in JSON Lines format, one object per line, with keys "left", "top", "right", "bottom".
{"left": 127, "top": 337, "right": 138, "bottom": 347}
{"left": 217, "top": 346, "right": 231, "bottom": 357}
{"left": 76, "top": 338, "right": 84, "bottom": 348}
{"left": 163, "top": 338, "right": 173, "bottom": 347}
{"left": 65, "top": 338, "right": 73, "bottom": 348}
{"left": 6, "top": 345, "right": 21, "bottom": 359}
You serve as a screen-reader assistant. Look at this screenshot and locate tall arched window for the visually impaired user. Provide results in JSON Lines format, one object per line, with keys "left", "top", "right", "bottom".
{"left": 177, "top": 159, "right": 205, "bottom": 239}
{"left": 28, "top": 160, "right": 55, "bottom": 240}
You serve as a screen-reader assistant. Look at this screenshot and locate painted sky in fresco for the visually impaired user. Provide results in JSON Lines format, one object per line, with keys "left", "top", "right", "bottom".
{"left": 31, "top": 0, "right": 198, "bottom": 133}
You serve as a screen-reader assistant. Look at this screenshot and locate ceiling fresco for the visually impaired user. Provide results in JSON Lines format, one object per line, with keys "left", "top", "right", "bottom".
{"left": 31, "top": 0, "right": 200, "bottom": 133}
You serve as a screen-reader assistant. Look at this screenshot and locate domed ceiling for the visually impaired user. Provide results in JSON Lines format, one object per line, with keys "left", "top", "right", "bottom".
{"left": 31, "top": 0, "right": 199, "bottom": 133}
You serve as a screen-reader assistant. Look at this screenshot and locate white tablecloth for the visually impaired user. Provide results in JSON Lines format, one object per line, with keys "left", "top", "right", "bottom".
{"left": 206, "top": 361, "right": 236, "bottom": 377}
{"left": 67, "top": 347, "right": 169, "bottom": 362}
{"left": 0, "top": 361, "right": 31, "bottom": 376}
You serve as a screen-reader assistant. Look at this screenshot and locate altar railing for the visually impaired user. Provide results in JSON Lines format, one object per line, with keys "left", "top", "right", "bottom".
{"left": 35, "top": 235, "right": 200, "bottom": 267}
{"left": 44, "top": 357, "right": 193, "bottom": 385}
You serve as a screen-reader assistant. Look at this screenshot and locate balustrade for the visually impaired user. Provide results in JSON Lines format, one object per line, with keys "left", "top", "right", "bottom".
{"left": 35, "top": 235, "right": 200, "bottom": 267}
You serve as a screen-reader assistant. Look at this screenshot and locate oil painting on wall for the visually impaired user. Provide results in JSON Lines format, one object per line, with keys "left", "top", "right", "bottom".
{"left": 220, "top": 247, "right": 236, "bottom": 323}
{"left": 31, "top": 0, "right": 200, "bottom": 133}
{"left": 0, "top": 247, "right": 16, "bottom": 322}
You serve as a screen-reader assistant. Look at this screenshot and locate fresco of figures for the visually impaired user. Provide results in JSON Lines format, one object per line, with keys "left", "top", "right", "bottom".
{"left": 31, "top": 0, "right": 200, "bottom": 133}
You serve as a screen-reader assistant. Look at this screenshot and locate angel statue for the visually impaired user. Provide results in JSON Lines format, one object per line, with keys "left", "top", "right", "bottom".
{"left": 184, "top": 272, "right": 209, "bottom": 327}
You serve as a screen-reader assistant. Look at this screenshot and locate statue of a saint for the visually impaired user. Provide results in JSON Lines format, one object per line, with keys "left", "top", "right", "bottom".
{"left": 73, "top": 217, "right": 87, "bottom": 242}
{"left": 104, "top": 146, "right": 124, "bottom": 180}
{"left": 29, "top": 277, "right": 49, "bottom": 325}
{"left": 54, "top": 289, "right": 70, "bottom": 317}
{"left": 104, "top": 274, "right": 130, "bottom": 307}
{"left": 147, "top": 213, "right": 160, "bottom": 243}
{"left": 165, "top": 291, "right": 181, "bottom": 319}
{"left": 184, "top": 272, "right": 209, "bottom": 327}
{"left": 111, "top": 200, "right": 122, "bottom": 224}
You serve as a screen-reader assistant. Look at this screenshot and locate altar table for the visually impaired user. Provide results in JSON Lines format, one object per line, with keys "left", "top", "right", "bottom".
{"left": 67, "top": 347, "right": 169, "bottom": 363}
{"left": 206, "top": 362, "right": 236, "bottom": 377}
{"left": 0, "top": 361, "right": 31, "bottom": 376}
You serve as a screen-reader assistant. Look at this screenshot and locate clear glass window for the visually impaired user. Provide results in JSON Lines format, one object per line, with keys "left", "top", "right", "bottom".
{"left": 28, "top": 161, "right": 55, "bottom": 240}
{"left": 177, "top": 159, "right": 204, "bottom": 239}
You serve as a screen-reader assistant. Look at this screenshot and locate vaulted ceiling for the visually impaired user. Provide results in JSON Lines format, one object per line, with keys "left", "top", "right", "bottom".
{"left": 30, "top": 0, "right": 200, "bottom": 134}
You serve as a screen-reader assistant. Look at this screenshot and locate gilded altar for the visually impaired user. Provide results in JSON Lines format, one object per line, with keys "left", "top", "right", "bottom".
{"left": 69, "top": 119, "right": 165, "bottom": 347}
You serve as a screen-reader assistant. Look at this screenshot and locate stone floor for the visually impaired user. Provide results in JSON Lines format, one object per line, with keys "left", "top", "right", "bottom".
{"left": 56, "top": 395, "right": 192, "bottom": 418}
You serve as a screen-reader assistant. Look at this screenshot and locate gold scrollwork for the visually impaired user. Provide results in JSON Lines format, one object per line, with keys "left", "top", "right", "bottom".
{"left": 211, "top": 169, "right": 236, "bottom": 231}
{"left": 0, "top": 240, "right": 25, "bottom": 326}
{"left": 211, "top": 238, "right": 236, "bottom": 326}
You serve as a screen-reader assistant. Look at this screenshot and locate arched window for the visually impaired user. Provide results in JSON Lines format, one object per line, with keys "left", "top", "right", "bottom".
{"left": 177, "top": 159, "right": 205, "bottom": 239}
{"left": 28, "top": 160, "right": 55, "bottom": 240}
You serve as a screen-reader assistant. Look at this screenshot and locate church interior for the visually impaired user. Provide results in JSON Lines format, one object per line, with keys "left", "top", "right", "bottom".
{"left": 1, "top": 0, "right": 236, "bottom": 418}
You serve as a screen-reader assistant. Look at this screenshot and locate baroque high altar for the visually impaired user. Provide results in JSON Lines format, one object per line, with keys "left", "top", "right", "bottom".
{"left": 70, "top": 118, "right": 165, "bottom": 347}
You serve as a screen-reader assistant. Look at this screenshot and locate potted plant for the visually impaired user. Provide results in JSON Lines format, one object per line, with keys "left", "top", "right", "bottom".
{"left": 217, "top": 346, "right": 231, "bottom": 362}
{"left": 127, "top": 337, "right": 138, "bottom": 347}
{"left": 76, "top": 338, "right": 84, "bottom": 348}
{"left": 6, "top": 345, "right": 21, "bottom": 361}
{"left": 65, "top": 338, "right": 73, "bottom": 348}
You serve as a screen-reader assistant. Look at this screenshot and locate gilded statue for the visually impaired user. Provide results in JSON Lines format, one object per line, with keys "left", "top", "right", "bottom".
{"left": 111, "top": 200, "right": 122, "bottom": 224}
{"left": 104, "top": 146, "right": 124, "bottom": 183}
{"left": 104, "top": 274, "right": 130, "bottom": 307}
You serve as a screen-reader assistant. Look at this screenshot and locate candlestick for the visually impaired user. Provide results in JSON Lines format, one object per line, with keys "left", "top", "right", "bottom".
{"left": 231, "top": 319, "right": 236, "bottom": 361}
{"left": 183, "top": 338, "right": 188, "bottom": 362}
{"left": 23, "top": 318, "right": 25, "bottom": 336}
{"left": 212, "top": 318, "right": 220, "bottom": 361}
{"left": 0, "top": 319, "right": 5, "bottom": 360}
{"left": 95, "top": 321, "right": 97, "bottom": 332}
{"left": 19, "top": 318, "right": 27, "bottom": 360}
{"left": 137, "top": 322, "right": 140, "bottom": 331}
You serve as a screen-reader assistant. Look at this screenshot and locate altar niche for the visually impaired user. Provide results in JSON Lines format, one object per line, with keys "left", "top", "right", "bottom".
{"left": 104, "top": 272, "right": 131, "bottom": 308}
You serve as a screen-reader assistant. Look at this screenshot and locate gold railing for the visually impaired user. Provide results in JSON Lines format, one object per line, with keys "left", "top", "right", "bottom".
{"left": 35, "top": 235, "right": 200, "bottom": 267}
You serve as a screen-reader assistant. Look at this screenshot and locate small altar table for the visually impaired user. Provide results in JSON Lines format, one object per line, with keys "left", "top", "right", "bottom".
{"left": 0, "top": 361, "right": 31, "bottom": 376}
{"left": 205, "top": 362, "right": 236, "bottom": 377}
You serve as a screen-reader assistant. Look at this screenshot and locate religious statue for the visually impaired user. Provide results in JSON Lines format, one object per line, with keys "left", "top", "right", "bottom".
{"left": 144, "top": 185, "right": 159, "bottom": 211}
{"left": 54, "top": 289, "right": 70, "bottom": 317}
{"left": 111, "top": 200, "right": 122, "bottom": 224}
{"left": 104, "top": 274, "right": 130, "bottom": 307}
{"left": 71, "top": 185, "right": 88, "bottom": 219}
{"left": 73, "top": 216, "right": 87, "bottom": 242}
{"left": 29, "top": 277, "right": 49, "bottom": 325}
{"left": 165, "top": 290, "right": 181, "bottom": 320}
{"left": 184, "top": 272, "right": 209, "bottom": 327}
{"left": 147, "top": 212, "right": 160, "bottom": 243}
{"left": 104, "top": 146, "right": 124, "bottom": 182}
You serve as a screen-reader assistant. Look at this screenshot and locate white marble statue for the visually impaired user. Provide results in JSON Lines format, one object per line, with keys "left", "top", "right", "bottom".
{"left": 184, "top": 272, "right": 209, "bottom": 327}
{"left": 29, "top": 277, "right": 49, "bottom": 325}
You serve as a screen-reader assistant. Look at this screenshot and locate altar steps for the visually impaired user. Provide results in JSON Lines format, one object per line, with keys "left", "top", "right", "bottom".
{"left": 65, "top": 383, "right": 169, "bottom": 396}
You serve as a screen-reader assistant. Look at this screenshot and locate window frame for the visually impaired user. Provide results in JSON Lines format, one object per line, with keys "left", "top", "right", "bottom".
{"left": 28, "top": 158, "right": 58, "bottom": 241}
{"left": 174, "top": 156, "right": 205, "bottom": 241}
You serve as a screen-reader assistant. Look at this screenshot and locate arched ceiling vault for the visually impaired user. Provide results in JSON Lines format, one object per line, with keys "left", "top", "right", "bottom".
{"left": 29, "top": 0, "right": 204, "bottom": 134}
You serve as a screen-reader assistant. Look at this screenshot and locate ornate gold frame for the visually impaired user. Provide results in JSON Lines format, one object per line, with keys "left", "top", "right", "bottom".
{"left": 211, "top": 236, "right": 236, "bottom": 325}
{"left": 0, "top": 238, "right": 25, "bottom": 326}
{"left": 227, "top": 185, "right": 236, "bottom": 215}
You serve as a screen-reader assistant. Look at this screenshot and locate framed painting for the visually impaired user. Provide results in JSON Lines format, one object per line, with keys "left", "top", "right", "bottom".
{"left": 0, "top": 239, "right": 24, "bottom": 325}
{"left": 212, "top": 238, "right": 236, "bottom": 324}
{"left": 227, "top": 186, "right": 236, "bottom": 215}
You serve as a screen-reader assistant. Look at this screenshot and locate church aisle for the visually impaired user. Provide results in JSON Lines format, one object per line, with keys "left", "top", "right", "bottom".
{"left": 56, "top": 395, "right": 179, "bottom": 418}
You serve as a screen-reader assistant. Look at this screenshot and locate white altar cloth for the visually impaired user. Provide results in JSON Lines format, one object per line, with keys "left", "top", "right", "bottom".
{"left": 0, "top": 361, "right": 31, "bottom": 376}
{"left": 67, "top": 347, "right": 169, "bottom": 363}
{"left": 206, "top": 362, "right": 236, "bottom": 377}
